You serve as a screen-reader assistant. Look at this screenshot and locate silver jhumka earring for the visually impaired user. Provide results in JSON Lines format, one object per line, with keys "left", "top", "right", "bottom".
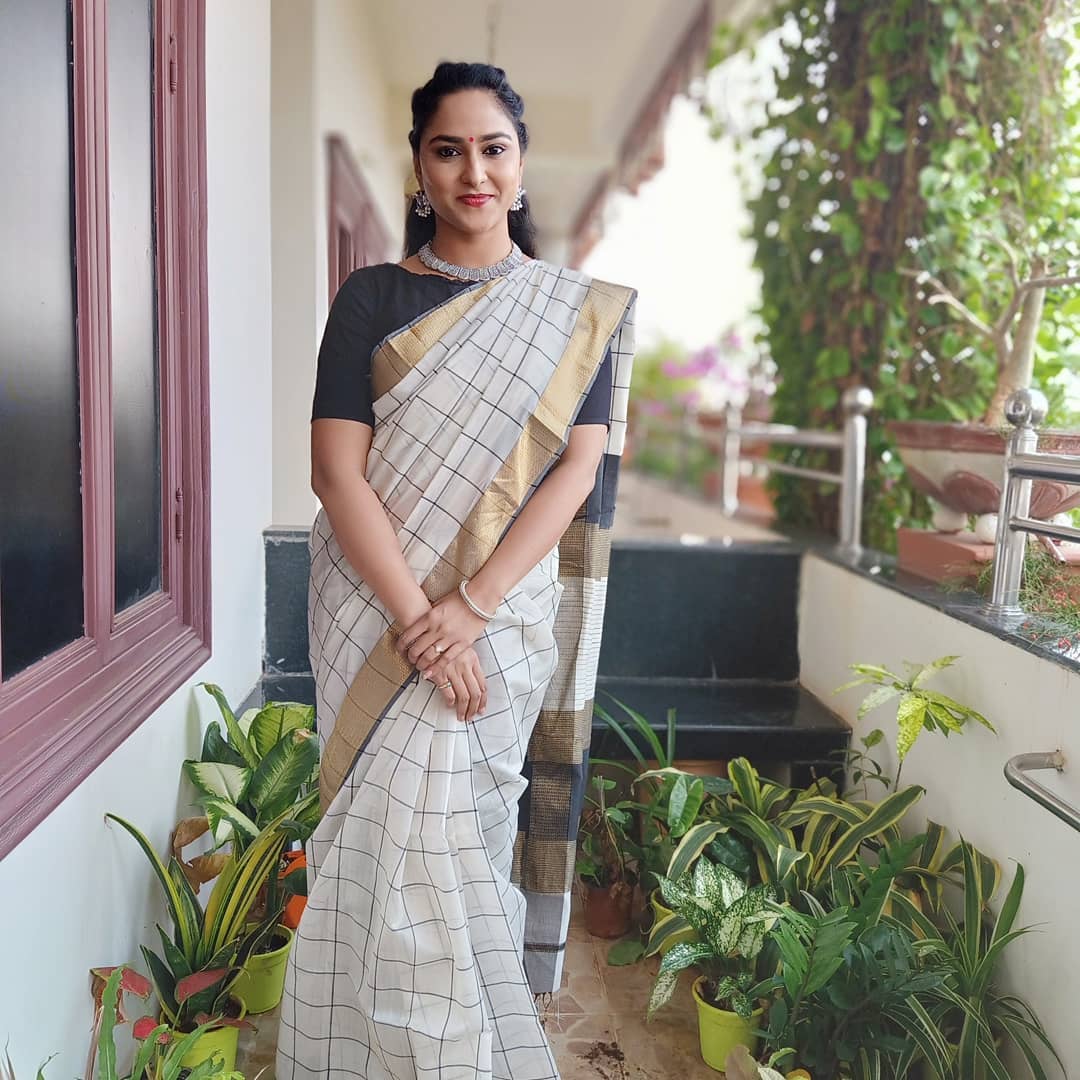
{"left": 412, "top": 190, "right": 432, "bottom": 218}
{"left": 510, "top": 187, "right": 526, "bottom": 211}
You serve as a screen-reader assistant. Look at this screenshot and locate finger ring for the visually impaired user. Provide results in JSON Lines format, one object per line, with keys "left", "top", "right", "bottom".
{"left": 438, "top": 680, "right": 452, "bottom": 690}
{"left": 435, "top": 644, "right": 444, "bottom": 654}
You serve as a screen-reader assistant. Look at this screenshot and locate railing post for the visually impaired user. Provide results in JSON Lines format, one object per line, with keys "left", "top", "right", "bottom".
{"left": 721, "top": 403, "right": 742, "bottom": 516}
{"left": 986, "top": 388, "right": 1048, "bottom": 618}
{"left": 839, "top": 387, "right": 874, "bottom": 553}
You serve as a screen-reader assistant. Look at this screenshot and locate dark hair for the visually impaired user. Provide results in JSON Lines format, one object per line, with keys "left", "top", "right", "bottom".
{"left": 404, "top": 61, "right": 537, "bottom": 258}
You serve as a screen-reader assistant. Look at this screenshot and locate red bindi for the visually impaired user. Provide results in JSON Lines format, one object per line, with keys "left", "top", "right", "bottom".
{"left": 468, "top": 137, "right": 474, "bottom": 143}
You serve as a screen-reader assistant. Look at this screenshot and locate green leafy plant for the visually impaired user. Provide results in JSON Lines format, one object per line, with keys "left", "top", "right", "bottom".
{"left": 753, "top": 895, "right": 952, "bottom": 1080}
{"left": 835, "top": 656, "right": 995, "bottom": 786}
{"left": 664, "top": 758, "right": 924, "bottom": 906}
{"left": 708, "top": 0, "right": 1080, "bottom": 549}
{"left": 105, "top": 800, "right": 313, "bottom": 1033}
{"left": 88, "top": 965, "right": 237, "bottom": 1080}
{"left": 889, "top": 842, "right": 1064, "bottom": 1079}
{"left": 645, "top": 839, "right": 777, "bottom": 1019}
{"left": 575, "top": 775, "right": 641, "bottom": 890}
{"left": 186, "top": 684, "right": 320, "bottom": 855}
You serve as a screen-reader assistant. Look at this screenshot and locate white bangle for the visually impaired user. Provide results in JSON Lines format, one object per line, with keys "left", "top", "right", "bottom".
{"left": 459, "top": 579, "right": 497, "bottom": 621}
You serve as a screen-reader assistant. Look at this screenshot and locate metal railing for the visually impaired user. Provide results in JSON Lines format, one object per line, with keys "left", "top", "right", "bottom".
{"left": 719, "top": 386, "right": 874, "bottom": 554}
{"left": 985, "top": 388, "right": 1080, "bottom": 617}
{"left": 1005, "top": 751, "right": 1080, "bottom": 834}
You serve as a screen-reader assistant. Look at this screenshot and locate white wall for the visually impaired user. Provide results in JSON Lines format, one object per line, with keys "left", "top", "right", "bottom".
{"left": 800, "top": 553, "right": 1080, "bottom": 1070}
{"left": 270, "top": 0, "right": 403, "bottom": 529}
{"left": 0, "top": 5, "right": 274, "bottom": 1073}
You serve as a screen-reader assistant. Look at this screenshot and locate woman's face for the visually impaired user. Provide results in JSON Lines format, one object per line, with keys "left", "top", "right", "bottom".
{"left": 414, "top": 89, "right": 524, "bottom": 239}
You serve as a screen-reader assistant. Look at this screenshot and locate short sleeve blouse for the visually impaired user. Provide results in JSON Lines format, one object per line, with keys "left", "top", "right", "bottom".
{"left": 311, "top": 263, "right": 613, "bottom": 427}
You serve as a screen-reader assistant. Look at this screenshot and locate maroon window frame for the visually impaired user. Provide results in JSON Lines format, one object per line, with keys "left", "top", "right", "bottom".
{"left": 0, "top": 0, "right": 210, "bottom": 860}
{"left": 326, "top": 134, "right": 393, "bottom": 300}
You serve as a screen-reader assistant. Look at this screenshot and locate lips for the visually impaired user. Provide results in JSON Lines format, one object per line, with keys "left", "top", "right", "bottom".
{"left": 459, "top": 194, "right": 493, "bottom": 206}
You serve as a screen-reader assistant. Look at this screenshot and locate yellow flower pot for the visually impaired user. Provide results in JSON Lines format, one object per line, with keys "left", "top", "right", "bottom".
{"left": 691, "top": 975, "right": 762, "bottom": 1072}
{"left": 168, "top": 996, "right": 246, "bottom": 1072}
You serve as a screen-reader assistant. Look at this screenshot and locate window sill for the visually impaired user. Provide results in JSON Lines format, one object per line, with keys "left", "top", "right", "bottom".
{"left": 0, "top": 628, "right": 210, "bottom": 861}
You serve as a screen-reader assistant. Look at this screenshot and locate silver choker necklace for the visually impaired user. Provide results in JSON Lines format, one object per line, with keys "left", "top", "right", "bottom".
{"left": 418, "top": 241, "right": 526, "bottom": 282}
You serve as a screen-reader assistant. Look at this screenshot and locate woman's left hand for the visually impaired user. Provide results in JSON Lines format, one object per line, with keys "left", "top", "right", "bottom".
{"left": 397, "top": 590, "right": 488, "bottom": 674}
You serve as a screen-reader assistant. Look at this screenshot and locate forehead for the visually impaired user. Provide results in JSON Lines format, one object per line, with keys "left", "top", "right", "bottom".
{"left": 425, "top": 89, "right": 510, "bottom": 137}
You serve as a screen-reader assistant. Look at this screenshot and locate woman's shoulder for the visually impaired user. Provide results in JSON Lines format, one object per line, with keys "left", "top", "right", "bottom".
{"left": 535, "top": 260, "right": 636, "bottom": 301}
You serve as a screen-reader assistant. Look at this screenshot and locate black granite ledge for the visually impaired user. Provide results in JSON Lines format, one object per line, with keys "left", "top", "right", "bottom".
{"left": 806, "top": 539, "right": 1080, "bottom": 678}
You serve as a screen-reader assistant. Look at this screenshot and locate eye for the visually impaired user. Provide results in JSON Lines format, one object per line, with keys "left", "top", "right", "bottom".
{"left": 437, "top": 147, "right": 459, "bottom": 158}
{"left": 485, "top": 145, "right": 506, "bottom": 155}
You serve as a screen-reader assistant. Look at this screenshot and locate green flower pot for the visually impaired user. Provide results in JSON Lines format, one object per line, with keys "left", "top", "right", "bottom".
{"left": 169, "top": 996, "right": 246, "bottom": 1071}
{"left": 232, "top": 924, "right": 294, "bottom": 1013}
{"left": 649, "top": 888, "right": 695, "bottom": 956}
{"left": 691, "top": 975, "right": 762, "bottom": 1071}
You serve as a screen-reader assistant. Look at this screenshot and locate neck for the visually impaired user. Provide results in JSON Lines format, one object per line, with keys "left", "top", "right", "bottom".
{"left": 429, "top": 224, "right": 515, "bottom": 268}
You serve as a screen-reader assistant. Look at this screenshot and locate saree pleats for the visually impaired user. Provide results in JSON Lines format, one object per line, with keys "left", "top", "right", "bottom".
{"left": 277, "top": 260, "right": 635, "bottom": 1079}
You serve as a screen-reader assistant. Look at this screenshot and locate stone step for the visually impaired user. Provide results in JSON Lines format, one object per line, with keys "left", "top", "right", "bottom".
{"left": 590, "top": 677, "right": 849, "bottom": 765}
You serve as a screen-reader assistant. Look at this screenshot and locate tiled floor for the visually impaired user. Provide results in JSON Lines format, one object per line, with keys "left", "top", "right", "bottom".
{"left": 612, "top": 471, "right": 780, "bottom": 544}
{"left": 237, "top": 884, "right": 719, "bottom": 1078}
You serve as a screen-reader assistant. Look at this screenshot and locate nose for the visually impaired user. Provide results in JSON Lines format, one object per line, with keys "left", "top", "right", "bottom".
{"left": 461, "top": 148, "right": 487, "bottom": 188}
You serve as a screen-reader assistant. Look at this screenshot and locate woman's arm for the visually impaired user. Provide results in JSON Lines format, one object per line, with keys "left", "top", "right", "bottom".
{"left": 398, "top": 423, "right": 608, "bottom": 674}
{"left": 311, "top": 418, "right": 431, "bottom": 628}
{"left": 469, "top": 423, "right": 608, "bottom": 613}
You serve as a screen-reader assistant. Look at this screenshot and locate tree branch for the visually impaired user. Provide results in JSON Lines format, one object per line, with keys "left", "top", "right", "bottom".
{"left": 899, "top": 268, "right": 997, "bottom": 341}
{"left": 1022, "top": 273, "right": 1080, "bottom": 291}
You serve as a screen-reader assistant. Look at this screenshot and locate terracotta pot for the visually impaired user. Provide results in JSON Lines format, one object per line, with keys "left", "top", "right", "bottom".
{"left": 582, "top": 880, "right": 634, "bottom": 938}
{"left": 886, "top": 419, "right": 1080, "bottom": 518}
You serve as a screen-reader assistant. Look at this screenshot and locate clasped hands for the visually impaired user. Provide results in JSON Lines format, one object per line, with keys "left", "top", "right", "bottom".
{"left": 396, "top": 590, "right": 492, "bottom": 723}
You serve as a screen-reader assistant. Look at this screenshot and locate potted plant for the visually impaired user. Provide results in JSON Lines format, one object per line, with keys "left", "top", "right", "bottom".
{"left": 575, "top": 774, "right": 641, "bottom": 938}
{"left": 644, "top": 851, "right": 777, "bottom": 1070}
{"left": 104, "top": 801, "right": 312, "bottom": 1068}
{"left": 178, "top": 684, "right": 321, "bottom": 1012}
{"left": 889, "top": 842, "right": 1064, "bottom": 1078}
{"left": 88, "top": 965, "right": 243, "bottom": 1080}
{"left": 834, "top": 654, "right": 996, "bottom": 789}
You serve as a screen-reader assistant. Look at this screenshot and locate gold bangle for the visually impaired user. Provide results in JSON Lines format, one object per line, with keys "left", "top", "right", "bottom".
{"left": 458, "top": 579, "right": 497, "bottom": 621}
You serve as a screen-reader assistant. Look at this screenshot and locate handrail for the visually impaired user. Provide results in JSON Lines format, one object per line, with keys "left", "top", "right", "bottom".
{"left": 719, "top": 386, "right": 874, "bottom": 554}
{"left": 985, "top": 389, "right": 1080, "bottom": 617}
{"left": 1004, "top": 751, "right": 1080, "bottom": 834}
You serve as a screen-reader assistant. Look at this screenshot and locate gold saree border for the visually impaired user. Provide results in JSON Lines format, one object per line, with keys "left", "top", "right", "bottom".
{"left": 370, "top": 279, "right": 498, "bottom": 402}
{"left": 319, "top": 276, "right": 635, "bottom": 810}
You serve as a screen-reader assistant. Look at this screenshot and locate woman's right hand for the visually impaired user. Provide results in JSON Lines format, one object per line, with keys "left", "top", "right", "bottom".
{"left": 423, "top": 646, "right": 487, "bottom": 723}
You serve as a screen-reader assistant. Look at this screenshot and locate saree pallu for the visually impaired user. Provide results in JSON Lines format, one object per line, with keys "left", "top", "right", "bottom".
{"left": 277, "top": 260, "right": 636, "bottom": 1080}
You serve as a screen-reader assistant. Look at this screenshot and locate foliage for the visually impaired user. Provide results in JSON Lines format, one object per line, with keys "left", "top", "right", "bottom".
{"left": 645, "top": 854, "right": 777, "bottom": 1019}
{"left": 889, "top": 842, "right": 1064, "bottom": 1078}
{"left": 968, "top": 545, "right": 1080, "bottom": 643}
{"left": 105, "top": 802, "right": 313, "bottom": 1032}
{"left": 834, "top": 655, "right": 995, "bottom": 785}
{"left": 89, "top": 966, "right": 238, "bottom": 1080}
{"left": 185, "top": 684, "right": 321, "bottom": 857}
{"left": 591, "top": 699, "right": 740, "bottom": 895}
{"left": 663, "top": 758, "right": 924, "bottom": 905}
{"left": 752, "top": 893, "right": 952, "bottom": 1079}
{"left": 575, "top": 774, "right": 641, "bottom": 889}
{"left": 709, "top": 0, "right": 1080, "bottom": 550}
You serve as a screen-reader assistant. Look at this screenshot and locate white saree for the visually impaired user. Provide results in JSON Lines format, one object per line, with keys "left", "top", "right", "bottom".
{"left": 277, "top": 259, "right": 636, "bottom": 1079}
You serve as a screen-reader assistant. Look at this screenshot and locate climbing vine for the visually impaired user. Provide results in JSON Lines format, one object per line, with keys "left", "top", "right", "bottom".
{"left": 707, "top": 0, "right": 1080, "bottom": 551}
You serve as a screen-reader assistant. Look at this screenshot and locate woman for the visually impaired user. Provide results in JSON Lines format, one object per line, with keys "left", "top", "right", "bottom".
{"left": 277, "top": 61, "right": 636, "bottom": 1080}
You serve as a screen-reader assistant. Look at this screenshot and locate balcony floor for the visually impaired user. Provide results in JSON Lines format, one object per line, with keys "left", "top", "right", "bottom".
{"left": 612, "top": 470, "right": 780, "bottom": 543}
{"left": 237, "top": 883, "right": 720, "bottom": 1078}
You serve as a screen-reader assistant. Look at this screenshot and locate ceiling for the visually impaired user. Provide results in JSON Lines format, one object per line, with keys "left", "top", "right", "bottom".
{"left": 361, "top": 0, "right": 768, "bottom": 260}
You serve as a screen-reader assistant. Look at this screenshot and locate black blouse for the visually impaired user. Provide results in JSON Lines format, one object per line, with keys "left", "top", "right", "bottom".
{"left": 311, "top": 263, "right": 613, "bottom": 428}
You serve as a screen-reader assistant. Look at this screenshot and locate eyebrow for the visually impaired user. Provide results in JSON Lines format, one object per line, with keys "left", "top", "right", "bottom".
{"left": 428, "top": 132, "right": 513, "bottom": 145}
